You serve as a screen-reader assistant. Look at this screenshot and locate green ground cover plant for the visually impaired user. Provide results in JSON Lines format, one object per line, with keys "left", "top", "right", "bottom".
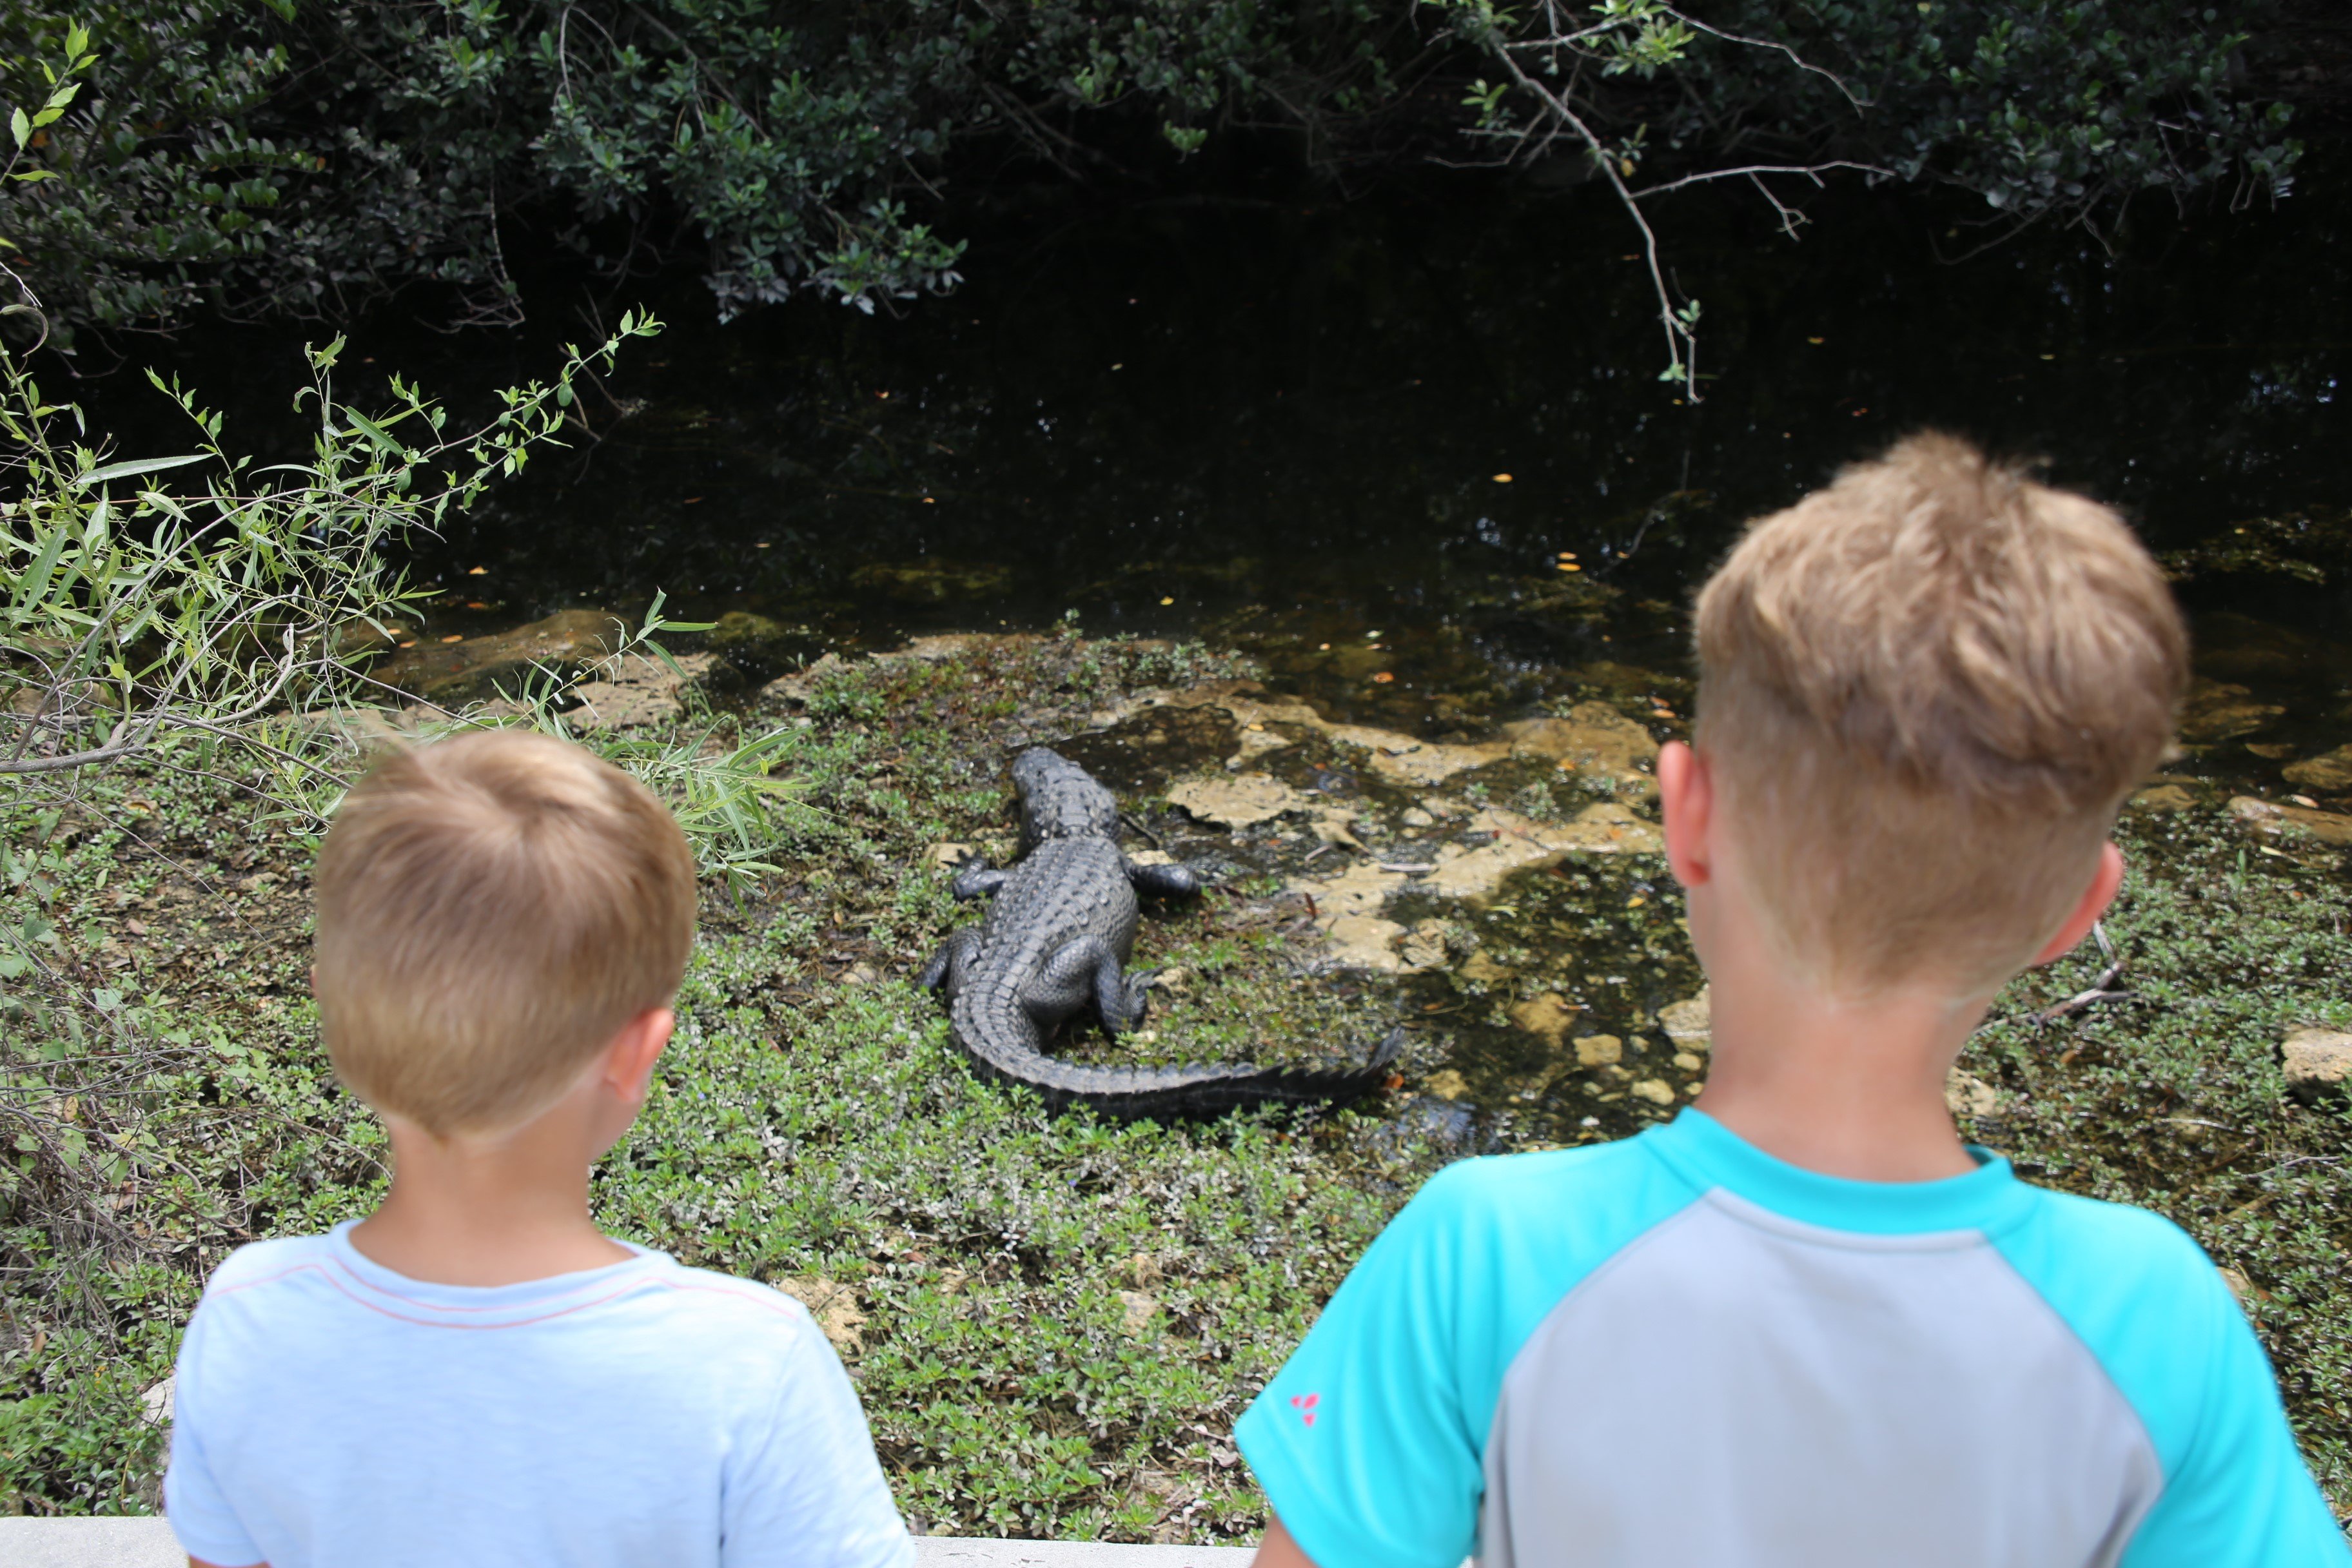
{"left": 1, "top": 631, "right": 2347, "bottom": 1537}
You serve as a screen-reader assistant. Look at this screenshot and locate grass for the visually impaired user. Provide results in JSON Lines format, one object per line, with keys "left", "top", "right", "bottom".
{"left": 1, "top": 632, "right": 2347, "bottom": 1539}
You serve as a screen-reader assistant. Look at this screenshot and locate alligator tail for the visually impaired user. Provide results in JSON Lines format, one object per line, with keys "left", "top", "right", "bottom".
{"left": 955, "top": 999, "right": 1405, "bottom": 1121}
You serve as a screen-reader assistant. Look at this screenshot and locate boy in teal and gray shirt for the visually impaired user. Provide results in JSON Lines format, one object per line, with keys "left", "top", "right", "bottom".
{"left": 1237, "top": 435, "right": 2347, "bottom": 1568}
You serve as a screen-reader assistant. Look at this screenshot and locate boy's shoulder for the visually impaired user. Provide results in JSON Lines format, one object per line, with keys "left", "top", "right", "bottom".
{"left": 195, "top": 1229, "right": 827, "bottom": 1354}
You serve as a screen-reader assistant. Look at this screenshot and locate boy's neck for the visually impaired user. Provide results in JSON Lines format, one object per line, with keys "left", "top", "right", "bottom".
{"left": 1691, "top": 943, "right": 1988, "bottom": 1184}
{"left": 349, "top": 1111, "right": 632, "bottom": 1288}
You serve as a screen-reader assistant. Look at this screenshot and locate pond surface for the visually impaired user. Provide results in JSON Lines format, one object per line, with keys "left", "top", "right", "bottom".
{"left": 123, "top": 157, "right": 2352, "bottom": 1139}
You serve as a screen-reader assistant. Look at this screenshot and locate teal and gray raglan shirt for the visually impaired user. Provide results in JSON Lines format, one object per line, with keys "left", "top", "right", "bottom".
{"left": 1235, "top": 1109, "right": 2348, "bottom": 1568}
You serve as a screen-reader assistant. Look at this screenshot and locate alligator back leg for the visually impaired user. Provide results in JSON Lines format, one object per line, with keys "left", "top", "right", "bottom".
{"left": 1032, "top": 935, "right": 1153, "bottom": 1035}
{"left": 951, "top": 861, "right": 1011, "bottom": 901}
{"left": 1124, "top": 858, "right": 1203, "bottom": 899}
{"left": 918, "top": 928, "right": 982, "bottom": 995}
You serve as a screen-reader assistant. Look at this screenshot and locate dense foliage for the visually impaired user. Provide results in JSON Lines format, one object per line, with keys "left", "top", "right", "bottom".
{"left": 0, "top": 1, "right": 2304, "bottom": 342}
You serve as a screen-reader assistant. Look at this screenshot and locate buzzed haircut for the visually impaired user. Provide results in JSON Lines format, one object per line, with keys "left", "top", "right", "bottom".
{"left": 312, "top": 730, "right": 697, "bottom": 1137}
{"left": 1692, "top": 432, "right": 2188, "bottom": 998}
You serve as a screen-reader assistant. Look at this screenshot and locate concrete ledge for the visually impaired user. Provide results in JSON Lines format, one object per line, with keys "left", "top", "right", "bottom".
{"left": 0, "top": 1518, "right": 1255, "bottom": 1567}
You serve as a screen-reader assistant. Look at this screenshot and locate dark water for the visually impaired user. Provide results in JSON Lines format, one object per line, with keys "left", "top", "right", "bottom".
{"left": 103, "top": 155, "right": 2352, "bottom": 1139}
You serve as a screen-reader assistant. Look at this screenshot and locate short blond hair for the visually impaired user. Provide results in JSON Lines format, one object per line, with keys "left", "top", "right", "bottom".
{"left": 1693, "top": 433, "right": 2186, "bottom": 997}
{"left": 313, "top": 730, "right": 696, "bottom": 1136}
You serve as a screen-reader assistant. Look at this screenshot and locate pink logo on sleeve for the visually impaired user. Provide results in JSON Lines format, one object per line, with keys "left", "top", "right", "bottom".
{"left": 1290, "top": 1392, "right": 1320, "bottom": 1428}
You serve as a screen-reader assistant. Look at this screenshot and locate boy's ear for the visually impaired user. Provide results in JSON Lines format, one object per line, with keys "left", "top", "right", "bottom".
{"left": 2028, "top": 841, "right": 2126, "bottom": 967}
{"left": 1658, "top": 740, "right": 1713, "bottom": 890}
{"left": 602, "top": 1007, "right": 674, "bottom": 1101}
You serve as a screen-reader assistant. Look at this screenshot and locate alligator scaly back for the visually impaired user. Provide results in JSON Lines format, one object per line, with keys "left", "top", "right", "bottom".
{"left": 919, "top": 748, "right": 1402, "bottom": 1119}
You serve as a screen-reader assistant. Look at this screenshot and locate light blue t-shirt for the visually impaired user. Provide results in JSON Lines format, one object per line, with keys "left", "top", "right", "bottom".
{"left": 165, "top": 1222, "right": 914, "bottom": 1568}
{"left": 1236, "top": 1108, "right": 2349, "bottom": 1568}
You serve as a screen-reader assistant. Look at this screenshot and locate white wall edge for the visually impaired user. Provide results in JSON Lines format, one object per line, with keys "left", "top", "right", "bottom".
{"left": 0, "top": 1518, "right": 1257, "bottom": 1568}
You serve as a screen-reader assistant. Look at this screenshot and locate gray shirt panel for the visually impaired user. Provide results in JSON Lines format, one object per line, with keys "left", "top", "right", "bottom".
{"left": 1477, "top": 1190, "right": 2161, "bottom": 1568}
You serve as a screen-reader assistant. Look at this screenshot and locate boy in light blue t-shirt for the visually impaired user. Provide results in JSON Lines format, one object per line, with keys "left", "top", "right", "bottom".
{"left": 1237, "top": 436, "right": 2349, "bottom": 1568}
{"left": 166, "top": 730, "right": 912, "bottom": 1568}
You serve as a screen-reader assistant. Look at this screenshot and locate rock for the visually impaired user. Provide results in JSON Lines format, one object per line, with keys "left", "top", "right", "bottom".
{"left": 2283, "top": 746, "right": 2352, "bottom": 793}
{"left": 925, "top": 842, "right": 973, "bottom": 870}
{"left": 1122, "top": 1253, "right": 1164, "bottom": 1289}
{"left": 2129, "top": 785, "right": 2197, "bottom": 812}
{"left": 1945, "top": 1069, "right": 2000, "bottom": 1118}
{"left": 1330, "top": 730, "right": 1509, "bottom": 788}
{"left": 1398, "top": 919, "right": 1449, "bottom": 972}
{"left": 1509, "top": 994, "right": 1579, "bottom": 1046}
{"left": 1309, "top": 805, "right": 1365, "bottom": 848}
{"left": 1425, "top": 1069, "right": 1470, "bottom": 1101}
{"left": 140, "top": 1374, "right": 175, "bottom": 1427}
{"left": 2282, "top": 1026, "right": 2352, "bottom": 1095}
{"left": 1460, "top": 951, "right": 1515, "bottom": 983}
{"left": 845, "top": 964, "right": 879, "bottom": 986}
{"left": 1291, "top": 861, "right": 1407, "bottom": 923}
{"left": 373, "top": 609, "right": 630, "bottom": 706}
{"left": 848, "top": 560, "right": 1014, "bottom": 603}
{"left": 2217, "top": 1266, "right": 2269, "bottom": 1305}
{"left": 1658, "top": 988, "right": 1712, "bottom": 1050}
{"left": 2230, "top": 796, "right": 2352, "bottom": 845}
{"left": 1574, "top": 1035, "right": 1624, "bottom": 1068}
{"left": 1672, "top": 1052, "right": 1705, "bottom": 1072}
{"left": 1117, "top": 1289, "right": 1161, "bottom": 1337}
{"left": 1322, "top": 915, "right": 1412, "bottom": 973}
{"left": 564, "top": 651, "right": 716, "bottom": 731}
{"left": 1420, "top": 803, "right": 1664, "bottom": 905}
{"left": 774, "top": 1275, "right": 866, "bottom": 1355}
{"left": 1630, "top": 1078, "right": 1678, "bottom": 1106}
{"left": 1502, "top": 702, "right": 1661, "bottom": 780}
{"left": 1168, "top": 772, "right": 1310, "bottom": 828}
{"left": 2179, "top": 679, "right": 2284, "bottom": 743}
{"left": 1401, "top": 807, "right": 1436, "bottom": 828}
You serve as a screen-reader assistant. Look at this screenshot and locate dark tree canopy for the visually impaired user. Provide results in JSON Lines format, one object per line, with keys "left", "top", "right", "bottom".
{"left": 0, "top": 1, "right": 2304, "bottom": 344}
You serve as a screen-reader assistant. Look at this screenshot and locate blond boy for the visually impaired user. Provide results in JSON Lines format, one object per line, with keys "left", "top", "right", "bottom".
{"left": 164, "top": 732, "right": 912, "bottom": 1568}
{"left": 1237, "top": 435, "right": 2348, "bottom": 1567}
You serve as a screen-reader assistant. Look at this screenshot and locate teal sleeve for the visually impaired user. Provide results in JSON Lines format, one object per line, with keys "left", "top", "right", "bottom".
{"left": 2121, "top": 1269, "right": 2349, "bottom": 1566}
{"left": 1233, "top": 1144, "right": 1697, "bottom": 1568}
{"left": 1995, "top": 1193, "right": 2350, "bottom": 1567}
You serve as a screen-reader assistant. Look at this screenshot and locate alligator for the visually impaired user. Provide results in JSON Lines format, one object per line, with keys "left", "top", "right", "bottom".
{"left": 919, "top": 747, "right": 1404, "bottom": 1119}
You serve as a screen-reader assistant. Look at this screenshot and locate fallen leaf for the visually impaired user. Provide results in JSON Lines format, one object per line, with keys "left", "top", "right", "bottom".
{"left": 1159, "top": 596, "right": 1174, "bottom": 605}
{"left": 1492, "top": 473, "right": 1513, "bottom": 483}
{"left": 1371, "top": 672, "right": 1395, "bottom": 684}
{"left": 466, "top": 601, "right": 489, "bottom": 609}
{"left": 1557, "top": 562, "right": 1581, "bottom": 572}
{"left": 440, "top": 634, "right": 464, "bottom": 643}
{"left": 681, "top": 496, "right": 703, "bottom": 504}
{"left": 398, "top": 640, "right": 416, "bottom": 648}
{"left": 756, "top": 542, "right": 771, "bottom": 549}
{"left": 467, "top": 565, "right": 488, "bottom": 575}
{"left": 1807, "top": 336, "right": 1825, "bottom": 344}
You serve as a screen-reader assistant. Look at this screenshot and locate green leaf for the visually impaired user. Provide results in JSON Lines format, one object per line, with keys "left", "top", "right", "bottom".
{"left": 72, "top": 454, "right": 210, "bottom": 489}
{"left": 9, "top": 108, "right": 28, "bottom": 150}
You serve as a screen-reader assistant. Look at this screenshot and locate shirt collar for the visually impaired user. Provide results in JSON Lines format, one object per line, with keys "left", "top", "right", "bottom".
{"left": 1641, "top": 1107, "right": 2037, "bottom": 1236}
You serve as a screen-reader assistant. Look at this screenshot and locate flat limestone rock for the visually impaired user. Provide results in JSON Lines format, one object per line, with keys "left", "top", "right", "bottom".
{"left": 1398, "top": 919, "right": 1449, "bottom": 972}
{"left": 371, "top": 608, "right": 630, "bottom": 707}
{"left": 1420, "top": 803, "right": 1665, "bottom": 905}
{"left": 1168, "top": 772, "right": 1311, "bottom": 828}
{"left": 2282, "top": 746, "right": 2352, "bottom": 793}
{"left": 1574, "top": 1034, "right": 1624, "bottom": 1067}
{"left": 1322, "top": 915, "right": 1414, "bottom": 974}
{"left": 773, "top": 1275, "right": 865, "bottom": 1355}
{"left": 1658, "top": 987, "right": 1712, "bottom": 1050}
{"left": 2180, "top": 679, "right": 2285, "bottom": 743}
{"left": 1509, "top": 993, "right": 1578, "bottom": 1046}
{"left": 2282, "top": 1026, "right": 2352, "bottom": 1094}
{"left": 2130, "top": 784, "right": 2197, "bottom": 812}
{"left": 1291, "top": 861, "right": 1409, "bottom": 923}
{"left": 2230, "top": 796, "right": 2352, "bottom": 845}
{"left": 1945, "top": 1069, "right": 2001, "bottom": 1118}
{"left": 565, "top": 651, "right": 716, "bottom": 731}
{"left": 1502, "top": 701, "right": 1661, "bottom": 779}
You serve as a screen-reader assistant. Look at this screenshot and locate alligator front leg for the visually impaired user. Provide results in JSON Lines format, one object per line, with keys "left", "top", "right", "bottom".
{"left": 1031, "top": 936, "right": 1155, "bottom": 1036}
{"left": 918, "top": 928, "right": 982, "bottom": 997}
{"left": 951, "top": 859, "right": 1010, "bottom": 901}
{"left": 1124, "top": 858, "right": 1203, "bottom": 899}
